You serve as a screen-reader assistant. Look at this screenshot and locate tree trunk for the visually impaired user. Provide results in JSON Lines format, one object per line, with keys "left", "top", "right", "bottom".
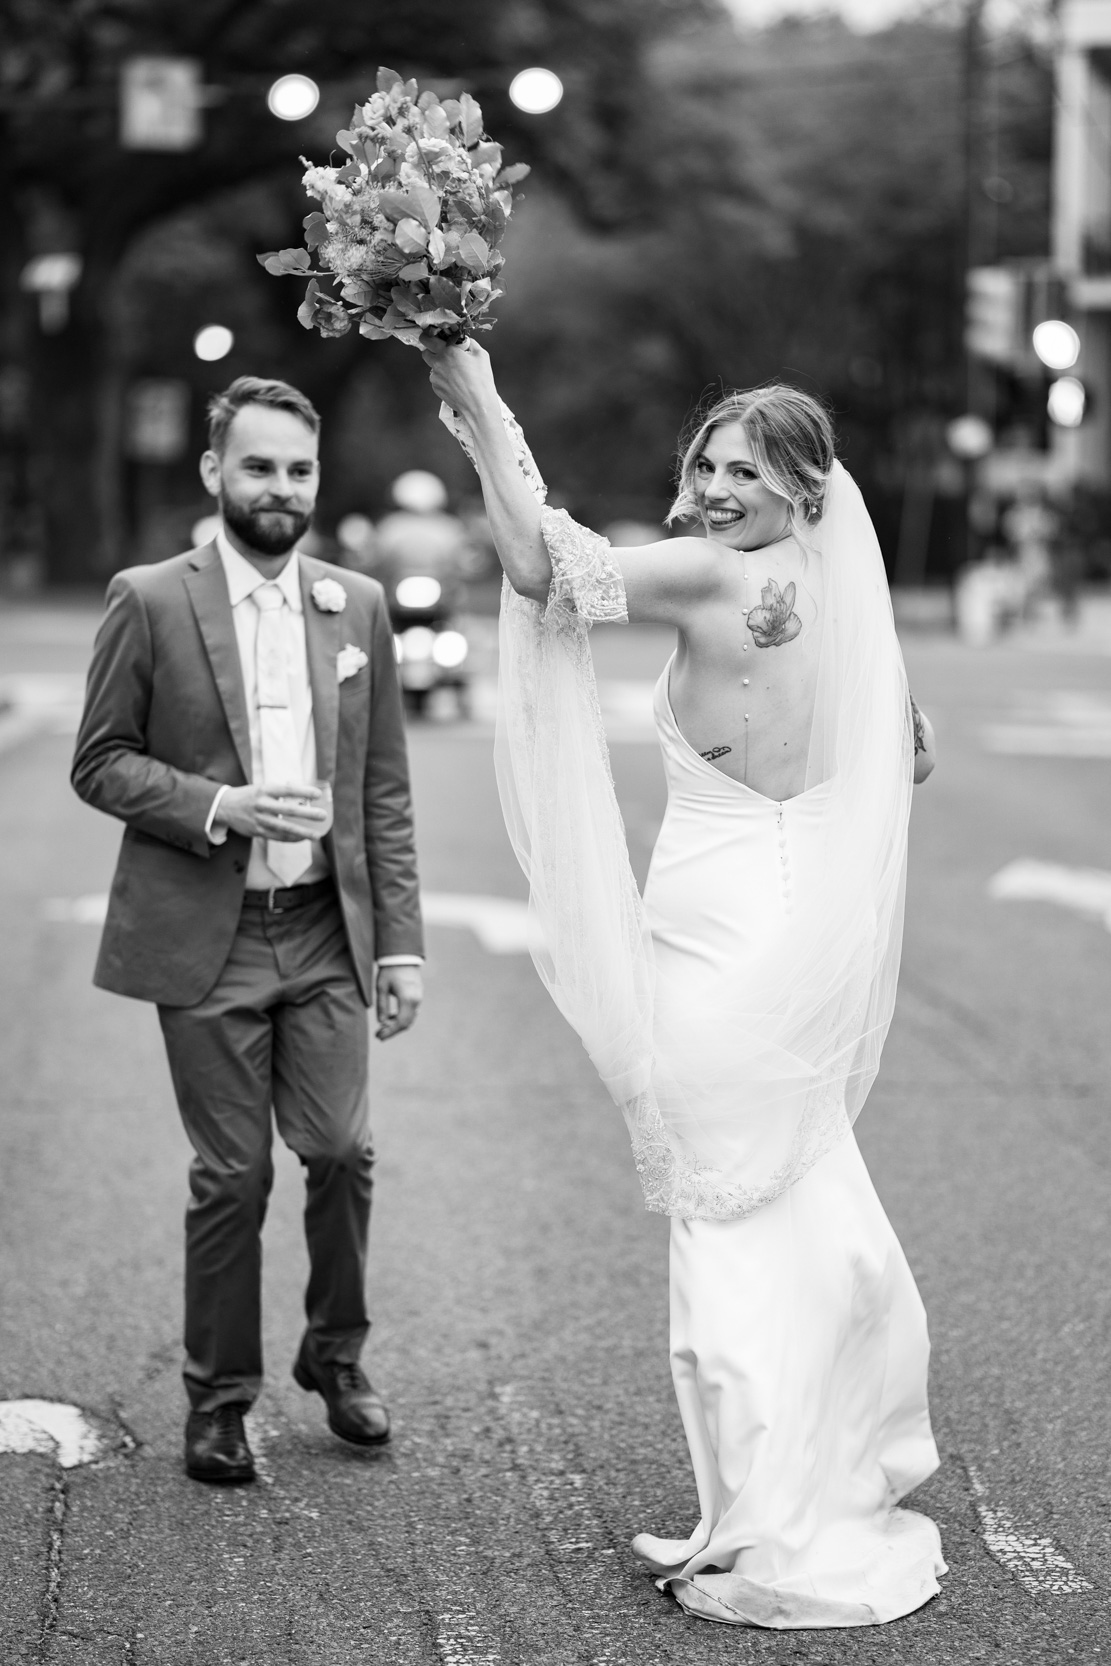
{"left": 28, "top": 270, "right": 126, "bottom": 587}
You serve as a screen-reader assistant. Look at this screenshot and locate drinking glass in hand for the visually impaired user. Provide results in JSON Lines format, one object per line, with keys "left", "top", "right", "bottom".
{"left": 276, "top": 780, "right": 334, "bottom": 840}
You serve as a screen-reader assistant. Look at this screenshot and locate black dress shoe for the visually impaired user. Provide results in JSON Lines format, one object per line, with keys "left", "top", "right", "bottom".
{"left": 185, "top": 1404, "right": 256, "bottom": 1484}
{"left": 292, "top": 1339, "right": 390, "bottom": 1446}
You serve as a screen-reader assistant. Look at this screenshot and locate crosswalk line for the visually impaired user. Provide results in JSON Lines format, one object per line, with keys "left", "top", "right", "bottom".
{"left": 43, "top": 890, "right": 534, "bottom": 954}
{"left": 988, "top": 859, "right": 1111, "bottom": 933}
{"left": 0, "top": 1400, "right": 105, "bottom": 1468}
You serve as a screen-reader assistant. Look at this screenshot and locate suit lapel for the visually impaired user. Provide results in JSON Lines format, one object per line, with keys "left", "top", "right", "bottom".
{"left": 300, "top": 557, "right": 340, "bottom": 785}
{"left": 184, "top": 543, "right": 252, "bottom": 783}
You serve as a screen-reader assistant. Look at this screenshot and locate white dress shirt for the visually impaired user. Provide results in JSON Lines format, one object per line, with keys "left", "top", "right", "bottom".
{"left": 203, "top": 530, "right": 421, "bottom": 966}
{"left": 206, "top": 533, "right": 330, "bottom": 890}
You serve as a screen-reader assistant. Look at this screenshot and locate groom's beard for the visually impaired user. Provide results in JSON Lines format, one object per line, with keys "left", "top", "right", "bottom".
{"left": 220, "top": 491, "right": 314, "bottom": 557}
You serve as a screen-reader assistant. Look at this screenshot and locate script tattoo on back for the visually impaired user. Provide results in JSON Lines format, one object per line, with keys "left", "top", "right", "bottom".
{"left": 747, "top": 578, "right": 802, "bottom": 648}
{"left": 700, "top": 745, "right": 732, "bottom": 762}
{"left": 909, "top": 695, "right": 926, "bottom": 755}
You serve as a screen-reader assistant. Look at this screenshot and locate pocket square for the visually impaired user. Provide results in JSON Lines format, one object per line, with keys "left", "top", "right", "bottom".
{"left": 337, "top": 644, "right": 369, "bottom": 682}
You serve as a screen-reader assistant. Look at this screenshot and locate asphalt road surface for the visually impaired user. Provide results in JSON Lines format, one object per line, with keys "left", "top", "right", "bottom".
{"left": 1, "top": 601, "right": 1109, "bottom": 1665}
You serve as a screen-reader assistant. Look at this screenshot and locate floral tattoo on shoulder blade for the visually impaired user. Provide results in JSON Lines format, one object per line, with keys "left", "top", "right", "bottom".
{"left": 747, "top": 579, "right": 802, "bottom": 648}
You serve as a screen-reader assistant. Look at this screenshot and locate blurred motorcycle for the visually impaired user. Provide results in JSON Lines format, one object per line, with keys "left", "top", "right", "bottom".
{"left": 389, "top": 572, "right": 471, "bottom": 716}
{"left": 376, "top": 471, "right": 473, "bottom": 717}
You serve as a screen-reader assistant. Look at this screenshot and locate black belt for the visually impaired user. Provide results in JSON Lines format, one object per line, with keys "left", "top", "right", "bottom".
{"left": 242, "top": 878, "right": 335, "bottom": 913}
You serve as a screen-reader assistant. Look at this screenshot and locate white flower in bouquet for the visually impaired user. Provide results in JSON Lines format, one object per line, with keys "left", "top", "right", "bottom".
{"left": 258, "top": 66, "right": 530, "bottom": 350}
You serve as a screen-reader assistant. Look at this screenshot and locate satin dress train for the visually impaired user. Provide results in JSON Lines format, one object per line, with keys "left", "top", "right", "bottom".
{"left": 630, "top": 661, "right": 945, "bottom": 1628}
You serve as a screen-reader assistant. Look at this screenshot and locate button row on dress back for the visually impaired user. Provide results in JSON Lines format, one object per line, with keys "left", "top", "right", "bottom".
{"left": 776, "top": 801, "right": 791, "bottom": 912}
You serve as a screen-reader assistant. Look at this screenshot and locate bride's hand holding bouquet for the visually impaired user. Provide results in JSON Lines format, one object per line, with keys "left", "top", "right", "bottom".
{"left": 424, "top": 338, "right": 553, "bottom": 600}
{"left": 421, "top": 337, "right": 498, "bottom": 424}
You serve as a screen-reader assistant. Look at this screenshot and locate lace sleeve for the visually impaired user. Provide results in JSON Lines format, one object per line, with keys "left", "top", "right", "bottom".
{"left": 437, "top": 396, "right": 627, "bottom": 627}
{"left": 540, "top": 506, "right": 628, "bottom": 627}
{"left": 438, "top": 397, "right": 549, "bottom": 506}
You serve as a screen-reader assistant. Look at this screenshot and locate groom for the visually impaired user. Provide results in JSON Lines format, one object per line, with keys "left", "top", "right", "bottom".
{"left": 72, "top": 375, "right": 424, "bottom": 1484}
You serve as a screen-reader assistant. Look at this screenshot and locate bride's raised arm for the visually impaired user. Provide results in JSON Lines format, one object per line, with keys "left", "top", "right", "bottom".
{"left": 423, "top": 340, "right": 722, "bottom": 625}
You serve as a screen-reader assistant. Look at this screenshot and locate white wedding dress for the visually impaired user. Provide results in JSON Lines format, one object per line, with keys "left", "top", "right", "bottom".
{"left": 441, "top": 403, "right": 946, "bottom": 1629}
{"left": 629, "top": 663, "right": 945, "bottom": 1626}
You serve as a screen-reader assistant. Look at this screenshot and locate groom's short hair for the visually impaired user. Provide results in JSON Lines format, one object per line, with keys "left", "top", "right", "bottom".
{"left": 207, "top": 376, "right": 321, "bottom": 455}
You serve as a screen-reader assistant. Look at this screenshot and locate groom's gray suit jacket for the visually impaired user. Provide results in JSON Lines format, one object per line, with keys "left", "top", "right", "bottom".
{"left": 72, "top": 541, "right": 423, "bottom": 1007}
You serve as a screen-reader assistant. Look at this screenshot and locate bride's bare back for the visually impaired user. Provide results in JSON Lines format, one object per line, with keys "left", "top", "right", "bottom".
{"left": 420, "top": 343, "right": 934, "bottom": 790}
{"left": 668, "top": 536, "right": 822, "bottom": 802}
{"left": 610, "top": 413, "right": 827, "bottom": 801}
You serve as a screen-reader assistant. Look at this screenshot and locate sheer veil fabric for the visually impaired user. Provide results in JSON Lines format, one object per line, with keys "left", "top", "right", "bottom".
{"left": 440, "top": 401, "right": 944, "bottom": 1633}
{"left": 441, "top": 403, "right": 913, "bottom": 1222}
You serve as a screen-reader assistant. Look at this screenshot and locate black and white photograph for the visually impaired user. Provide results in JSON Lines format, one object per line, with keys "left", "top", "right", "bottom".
{"left": 0, "top": 0, "right": 1108, "bottom": 1660}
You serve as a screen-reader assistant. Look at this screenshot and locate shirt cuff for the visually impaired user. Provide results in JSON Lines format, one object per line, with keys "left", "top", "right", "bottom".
{"left": 205, "top": 785, "right": 231, "bottom": 845}
{"left": 376, "top": 955, "right": 424, "bottom": 967}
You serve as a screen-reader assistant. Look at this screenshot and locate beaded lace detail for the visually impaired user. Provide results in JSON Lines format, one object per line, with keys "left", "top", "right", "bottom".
{"left": 622, "top": 1086, "right": 851, "bottom": 1221}
{"left": 540, "top": 507, "right": 629, "bottom": 627}
{"left": 438, "top": 397, "right": 548, "bottom": 505}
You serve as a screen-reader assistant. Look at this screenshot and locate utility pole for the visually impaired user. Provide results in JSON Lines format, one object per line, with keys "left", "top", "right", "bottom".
{"left": 961, "top": 0, "right": 991, "bottom": 565}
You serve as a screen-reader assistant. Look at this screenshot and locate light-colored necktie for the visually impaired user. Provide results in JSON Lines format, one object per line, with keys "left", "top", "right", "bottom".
{"left": 254, "top": 582, "right": 312, "bottom": 887}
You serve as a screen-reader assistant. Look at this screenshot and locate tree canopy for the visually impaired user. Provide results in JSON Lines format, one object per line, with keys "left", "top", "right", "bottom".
{"left": 0, "top": 0, "right": 1052, "bottom": 582}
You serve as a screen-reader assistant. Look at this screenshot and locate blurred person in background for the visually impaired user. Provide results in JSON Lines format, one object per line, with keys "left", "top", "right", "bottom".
{"left": 375, "top": 470, "right": 477, "bottom": 716}
{"left": 333, "top": 513, "right": 379, "bottom": 577}
{"left": 374, "top": 469, "right": 474, "bottom": 600}
{"left": 426, "top": 339, "right": 941, "bottom": 1633}
{"left": 1002, "top": 481, "right": 1060, "bottom": 622}
{"left": 1047, "top": 489, "right": 1095, "bottom": 628}
{"left": 71, "top": 376, "right": 423, "bottom": 1486}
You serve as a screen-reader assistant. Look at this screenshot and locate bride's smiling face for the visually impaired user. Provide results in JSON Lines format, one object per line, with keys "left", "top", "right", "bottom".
{"left": 693, "top": 420, "right": 792, "bottom": 551}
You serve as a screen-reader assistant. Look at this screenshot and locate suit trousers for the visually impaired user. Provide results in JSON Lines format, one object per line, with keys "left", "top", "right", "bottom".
{"left": 158, "top": 888, "right": 373, "bottom": 1413}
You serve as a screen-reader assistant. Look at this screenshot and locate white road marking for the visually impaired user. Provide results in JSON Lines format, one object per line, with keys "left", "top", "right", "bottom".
{"left": 0, "top": 666, "right": 659, "bottom": 750}
{"left": 492, "top": 1384, "right": 629, "bottom": 1664}
{"left": 44, "top": 894, "right": 109, "bottom": 924}
{"left": 0, "top": 1400, "right": 105, "bottom": 1468}
{"left": 422, "top": 892, "right": 531, "bottom": 954}
{"left": 242, "top": 1410, "right": 276, "bottom": 1486}
{"left": 496, "top": 1385, "right": 603, "bottom": 1560}
{"left": 988, "top": 860, "right": 1111, "bottom": 933}
{"left": 968, "top": 1467, "right": 1091, "bottom": 1595}
{"left": 462, "top": 677, "right": 658, "bottom": 742}
{"left": 982, "top": 689, "right": 1111, "bottom": 757}
{"left": 0, "top": 673, "right": 86, "bottom": 753}
{"left": 982, "top": 726, "right": 1111, "bottom": 757}
{"left": 434, "top": 1613, "right": 503, "bottom": 1666}
{"left": 43, "top": 890, "right": 535, "bottom": 954}
{"left": 0, "top": 708, "right": 46, "bottom": 754}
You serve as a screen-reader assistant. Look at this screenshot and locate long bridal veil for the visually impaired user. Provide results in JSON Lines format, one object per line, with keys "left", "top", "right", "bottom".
{"left": 443, "top": 402, "right": 913, "bottom": 1221}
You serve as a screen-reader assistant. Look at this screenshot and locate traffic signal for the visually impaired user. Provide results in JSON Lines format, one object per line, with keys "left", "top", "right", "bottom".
{"left": 965, "top": 264, "right": 1069, "bottom": 372}
{"left": 965, "top": 263, "right": 1088, "bottom": 441}
{"left": 1047, "top": 377, "right": 1089, "bottom": 428}
{"left": 119, "top": 58, "right": 203, "bottom": 151}
{"left": 965, "top": 267, "right": 1022, "bottom": 364}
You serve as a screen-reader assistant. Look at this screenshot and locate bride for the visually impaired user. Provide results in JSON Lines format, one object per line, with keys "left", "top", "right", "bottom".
{"left": 424, "top": 339, "right": 945, "bottom": 1630}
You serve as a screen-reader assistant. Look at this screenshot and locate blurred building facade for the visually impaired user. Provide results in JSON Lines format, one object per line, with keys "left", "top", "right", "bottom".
{"left": 1055, "top": 0, "right": 1111, "bottom": 482}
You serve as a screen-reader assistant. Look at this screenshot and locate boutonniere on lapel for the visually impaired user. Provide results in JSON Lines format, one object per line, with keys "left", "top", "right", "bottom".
{"left": 311, "top": 577, "right": 347, "bottom": 614}
{"left": 337, "top": 644, "right": 369, "bottom": 683}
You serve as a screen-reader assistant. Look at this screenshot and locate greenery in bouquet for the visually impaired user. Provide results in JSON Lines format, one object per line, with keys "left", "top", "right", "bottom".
{"left": 258, "top": 66, "right": 529, "bottom": 348}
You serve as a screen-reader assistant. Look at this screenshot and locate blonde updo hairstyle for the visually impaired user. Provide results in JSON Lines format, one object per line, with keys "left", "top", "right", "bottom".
{"left": 667, "top": 384, "right": 836, "bottom": 543}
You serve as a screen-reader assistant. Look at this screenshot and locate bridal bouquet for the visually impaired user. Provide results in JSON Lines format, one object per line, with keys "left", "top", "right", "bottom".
{"left": 258, "top": 66, "right": 529, "bottom": 347}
